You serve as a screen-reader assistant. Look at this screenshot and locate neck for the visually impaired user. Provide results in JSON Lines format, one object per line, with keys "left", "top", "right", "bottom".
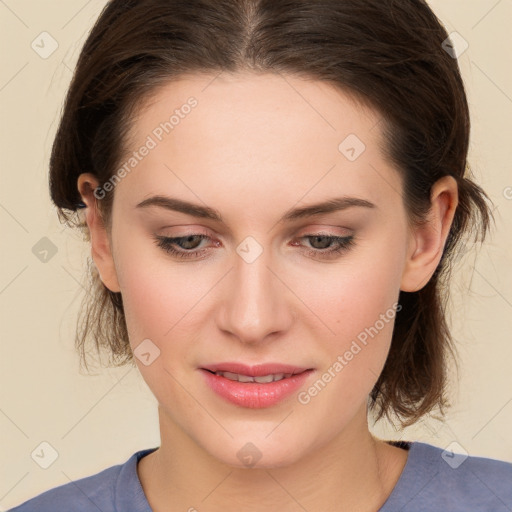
{"left": 137, "top": 404, "right": 407, "bottom": 512}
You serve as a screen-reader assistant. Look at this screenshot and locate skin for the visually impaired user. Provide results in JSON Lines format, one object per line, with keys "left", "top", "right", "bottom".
{"left": 78, "top": 72, "right": 458, "bottom": 512}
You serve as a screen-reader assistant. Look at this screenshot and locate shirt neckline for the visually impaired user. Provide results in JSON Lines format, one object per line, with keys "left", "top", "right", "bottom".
{"left": 123, "top": 441, "right": 424, "bottom": 511}
{"left": 377, "top": 441, "right": 439, "bottom": 511}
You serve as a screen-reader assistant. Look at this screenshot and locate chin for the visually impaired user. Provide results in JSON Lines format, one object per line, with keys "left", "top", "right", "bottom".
{"left": 200, "top": 433, "right": 310, "bottom": 470}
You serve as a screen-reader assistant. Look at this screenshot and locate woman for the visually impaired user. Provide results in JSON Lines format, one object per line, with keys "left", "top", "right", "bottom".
{"left": 10, "top": 0, "right": 512, "bottom": 511}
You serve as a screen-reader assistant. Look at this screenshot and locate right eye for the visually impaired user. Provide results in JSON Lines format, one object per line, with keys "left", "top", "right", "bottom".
{"left": 154, "top": 234, "right": 214, "bottom": 259}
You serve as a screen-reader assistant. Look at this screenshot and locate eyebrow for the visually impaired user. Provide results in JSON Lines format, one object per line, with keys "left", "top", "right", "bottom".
{"left": 136, "top": 195, "right": 376, "bottom": 223}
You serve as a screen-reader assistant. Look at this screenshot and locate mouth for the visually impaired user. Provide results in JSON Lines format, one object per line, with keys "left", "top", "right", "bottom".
{"left": 200, "top": 362, "right": 312, "bottom": 376}
{"left": 204, "top": 370, "right": 298, "bottom": 383}
{"left": 199, "top": 362, "right": 314, "bottom": 408}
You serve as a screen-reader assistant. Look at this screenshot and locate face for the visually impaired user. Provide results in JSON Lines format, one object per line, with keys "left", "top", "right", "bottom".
{"left": 82, "top": 72, "right": 448, "bottom": 468}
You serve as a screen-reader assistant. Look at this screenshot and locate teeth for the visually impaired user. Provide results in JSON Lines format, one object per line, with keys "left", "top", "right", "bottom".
{"left": 215, "top": 371, "right": 288, "bottom": 383}
{"left": 222, "top": 371, "right": 241, "bottom": 381}
{"left": 254, "top": 374, "right": 275, "bottom": 383}
{"left": 237, "top": 374, "right": 254, "bottom": 383}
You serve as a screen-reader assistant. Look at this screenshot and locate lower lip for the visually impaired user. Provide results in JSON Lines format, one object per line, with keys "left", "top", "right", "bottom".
{"left": 200, "top": 369, "right": 313, "bottom": 408}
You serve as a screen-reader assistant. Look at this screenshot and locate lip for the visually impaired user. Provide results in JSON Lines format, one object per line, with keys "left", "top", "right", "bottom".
{"left": 199, "top": 362, "right": 314, "bottom": 409}
{"left": 201, "top": 362, "right": 311, "bottom": 377}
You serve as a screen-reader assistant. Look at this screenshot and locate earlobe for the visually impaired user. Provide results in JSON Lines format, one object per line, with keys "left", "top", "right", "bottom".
{"left": 77, "top": 173, "right": 121, "bottom": 293}
{"left": 400, "top": 175, "right": 459, "bottom": 292}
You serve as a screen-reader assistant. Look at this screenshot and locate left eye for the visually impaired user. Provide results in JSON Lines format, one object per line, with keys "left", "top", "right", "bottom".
{"left": 154, "top": 233, "right": 355, "bottom": 260}
{"left": 294, "top": 234, "right": 355, "bottom": 259}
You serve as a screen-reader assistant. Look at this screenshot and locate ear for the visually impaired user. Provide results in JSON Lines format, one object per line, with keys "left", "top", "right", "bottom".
{"left": 400, "top": 175, "right": 459, "bottom": 292}
{"left": 77, "top": 173, "right": 121, "bottom": 293}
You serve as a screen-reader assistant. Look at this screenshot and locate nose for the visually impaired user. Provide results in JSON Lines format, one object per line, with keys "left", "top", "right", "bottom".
{"left": 216, "top": 248, "right": 294, "bottom": 345}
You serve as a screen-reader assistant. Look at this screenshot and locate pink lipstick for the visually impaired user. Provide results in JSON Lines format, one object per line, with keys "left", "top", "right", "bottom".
{"left": 199, "top": 362, "right": 314, "bottom": 408}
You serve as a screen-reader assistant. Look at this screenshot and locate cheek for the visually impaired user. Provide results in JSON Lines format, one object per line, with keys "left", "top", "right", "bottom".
{"left": 303, "top": 244, "right": 403, "bottom": 344}
{"left": 116, "top": 213, "right": 406, "bottom": 360}
{"left": 116, "top": 250, "right": 205, "bottom": 401}
{"left": 295, "top": 232, "right": 406, "bottom": 398}
{"left": 112, "top": 230, "right": 179, "bottom": 336}
{"left": 119, "top": 257, "right": 203, "bottom": 344}
{"left": 113, "top": 235, "right": 227, "bottom": 373}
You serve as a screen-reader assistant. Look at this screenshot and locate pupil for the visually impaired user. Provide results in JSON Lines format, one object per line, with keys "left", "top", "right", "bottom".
{"left": 182, "top": 235, "right": 200, "bottom": 249}
{"left": 312, "top": 236, "right": 330, "bottom": 249}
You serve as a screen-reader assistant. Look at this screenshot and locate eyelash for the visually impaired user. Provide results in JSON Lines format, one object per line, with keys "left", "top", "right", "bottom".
{"left": 154, "top": 233, "right": 355, "bottom": 260}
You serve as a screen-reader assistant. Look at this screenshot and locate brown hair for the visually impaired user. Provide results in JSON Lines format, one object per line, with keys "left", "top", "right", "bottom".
{"left": 50, "top": 0, "right": 493, "bottom": 427}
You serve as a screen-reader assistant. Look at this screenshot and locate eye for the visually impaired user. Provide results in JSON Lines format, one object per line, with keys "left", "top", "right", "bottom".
{"left": 293, "top": 234, "right": 355, "bottom": 259}
{"left": 153, "top": 233, "right": 355, "bottom": 261}
{"left": 154, "top": 234, "right": 214, "bottom": 260}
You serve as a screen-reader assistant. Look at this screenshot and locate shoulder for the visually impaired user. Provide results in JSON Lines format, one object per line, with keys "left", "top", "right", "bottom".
{"left": 8, "top": 448, "right": 156, "bottom": 512}
{"left": 7, "top": 464, "right": 122, "bottom": 512}
{"left": 382, "top": 441, "right": 512, "bottom": 512}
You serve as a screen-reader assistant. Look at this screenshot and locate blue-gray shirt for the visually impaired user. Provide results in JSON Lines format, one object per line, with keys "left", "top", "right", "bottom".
{"left": 8, "top": 441, "right": 512, "bottom": 511}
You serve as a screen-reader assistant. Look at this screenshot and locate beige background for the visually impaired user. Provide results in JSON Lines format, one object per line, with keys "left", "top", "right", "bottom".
{"left": 1, "top": 0, "right": 511, "bottom": 508}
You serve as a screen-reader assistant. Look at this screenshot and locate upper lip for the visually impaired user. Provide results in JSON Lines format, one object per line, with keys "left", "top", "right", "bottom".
{"left": 201, "top": 362, "right": 312, "bottom": 377}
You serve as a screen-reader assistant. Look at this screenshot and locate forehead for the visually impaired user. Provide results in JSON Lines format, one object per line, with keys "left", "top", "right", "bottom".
{"left": 117, "top": 72, "right": 401, "bottom": 215}
{"left": 130, "top": 71, "right": 380, "bottom": 152}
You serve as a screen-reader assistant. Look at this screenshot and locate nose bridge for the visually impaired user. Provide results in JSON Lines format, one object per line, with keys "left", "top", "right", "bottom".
{"left": 218, "top": 245, "right": 291, "bottom": 343}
